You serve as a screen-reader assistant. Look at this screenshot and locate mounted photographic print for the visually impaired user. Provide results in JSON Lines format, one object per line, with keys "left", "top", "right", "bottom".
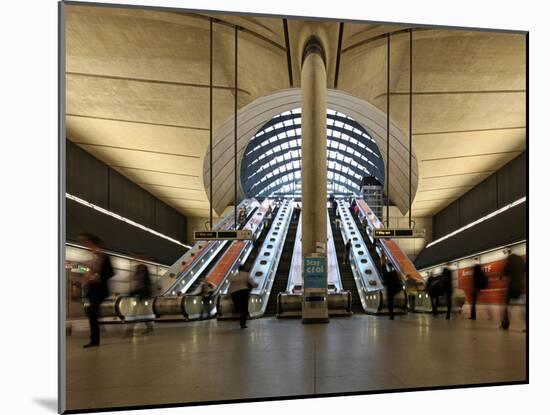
{"left": 58, "top": 1, "right": 528, "bottom": 413}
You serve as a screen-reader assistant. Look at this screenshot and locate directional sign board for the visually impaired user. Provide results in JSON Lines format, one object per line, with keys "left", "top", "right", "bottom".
{"left": 194, "top": 230, "right": 253, "bottom": 241}
{"left": 194, "top": 231, "right": 217, "bottom": 240}
{"left": 373, "top": 228, "right": 420, "bottom": 239}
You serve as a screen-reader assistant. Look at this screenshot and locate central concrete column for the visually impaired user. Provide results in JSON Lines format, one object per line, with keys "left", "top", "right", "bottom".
{"left": 301, "top": 38, "right": 327, "bottom": 256}
{"left": 301, "top": 37, "right": 328, "bottom": 323}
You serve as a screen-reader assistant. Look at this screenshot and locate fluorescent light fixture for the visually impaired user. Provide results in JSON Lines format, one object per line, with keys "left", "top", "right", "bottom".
{"left": 66, "top": 193, "right": 192, "bottom": 249}
{"left": 425, "top": 197, "right": 526, "bottom": 249}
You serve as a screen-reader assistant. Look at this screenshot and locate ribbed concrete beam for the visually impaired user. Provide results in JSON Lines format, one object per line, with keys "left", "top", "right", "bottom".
{"left": 204, "top": 88, "right": 418, "bottom": 217}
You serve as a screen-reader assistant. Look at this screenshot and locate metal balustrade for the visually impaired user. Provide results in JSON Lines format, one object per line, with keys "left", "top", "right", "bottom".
{"left": 181, "top": 199, "right": 274, "bottom": 320}
{"left": 336, "top": 200, "right": 406, "bottom": 314}
{"left": 277, "top": 210, "right": 351, "bottom": 318}
{"left": 218, "top": 199, "right": 294, "bottom": 319}
{"left": 160, "top": 198, "right": 259, "bottom": 296}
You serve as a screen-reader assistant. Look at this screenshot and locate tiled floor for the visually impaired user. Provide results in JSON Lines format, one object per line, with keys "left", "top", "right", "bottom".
{"left": 65, "top": 314, "right": 526, "bottom": 411}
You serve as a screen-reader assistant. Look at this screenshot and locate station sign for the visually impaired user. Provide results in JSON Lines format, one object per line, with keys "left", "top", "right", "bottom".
{"left": 374, "top": 228, "right": 419, "bottom": 238}
{"left": 302, "top": 255, "right": 329, "bottom": 322}
{"left": 194, "top": 230, "right": 253, "bottom": 241}
{"left": 303, "top": 256, "right": 327, "bottom": 289}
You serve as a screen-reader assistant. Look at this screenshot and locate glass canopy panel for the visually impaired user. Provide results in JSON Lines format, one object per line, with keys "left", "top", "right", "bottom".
{"left": 241, "top": 109, "right": 385, "bottom": 198}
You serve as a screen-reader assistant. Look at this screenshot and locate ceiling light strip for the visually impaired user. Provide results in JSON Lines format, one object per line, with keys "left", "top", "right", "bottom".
{"left": 425, "top": 196, "right": 526, "bottom": 248}
{"left": 66, "top": 193, "right": 192, "bottom": 249}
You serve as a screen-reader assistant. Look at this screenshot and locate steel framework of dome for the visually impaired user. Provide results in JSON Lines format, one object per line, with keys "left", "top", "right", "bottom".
{"left": 240, "top": 108, "right": 385, "bottom": 198}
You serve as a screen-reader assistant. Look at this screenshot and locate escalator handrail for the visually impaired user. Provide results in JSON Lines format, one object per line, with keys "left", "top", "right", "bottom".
{"left": 286, "top": 212, "right": 303, "bottom": 293}
{"left": 192, "top": 199, "right": 274, "bottom": 297}
{"left": 337, "top": 201, "right": 384, "bottom": 293}
{"left": 355, "top": 199, "right": 423, "bottom": 283}
{"left": 160, "top": 198, "right": 259, "bottom": 295}
{"left": 250, "top": 199, "right": 293, "bottom": 296}
{"left": 326, "top": 209, "right": 343, "bottom": 292}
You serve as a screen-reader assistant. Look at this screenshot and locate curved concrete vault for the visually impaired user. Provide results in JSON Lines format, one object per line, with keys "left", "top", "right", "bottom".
{"left": 204, "top": 88, "right": 419, "bottom": 216}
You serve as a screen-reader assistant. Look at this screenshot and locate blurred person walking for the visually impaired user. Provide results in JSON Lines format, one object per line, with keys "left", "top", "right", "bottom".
{"left": 382, "top": 265, "right": 401, "bottom": 320}
{"left": 80, "top": 233, "right": 114, "bottom": 348}
{"left": 238, "top": 207, "right": 247, "bottom": 228}
{"left": 293, "top": 203, "right": 301, "bottom": 221}
{"left": 124, "top": 255, "right": 154, "bottom": 337}
{"left": 501, "top": 253, "right": 526, "bottom": 330}
{"left": 470, "top": 264, "right": 488, "bottom": 320}
{"left": 428, "top": 267, "right": 453, "bottom": 319}
{"left": 196, "top": 280, "right": 215, "bottom": 319}
{"left": 331, "top": 199, "right": 338, "bottom": 217}
{"left": 441, "top": 267, "right": 453, "bottom": 320}
{"left": 229, "top": 265, "right": 258, "bottom": 328}
{"left": 343, "top": 239, "right": 352, "bottom": 265}
{"left": 334, "top": 216, "right": 342, "bottom": 230}
{"left": 265, "top": 205, "right": 273, "bottom": 229}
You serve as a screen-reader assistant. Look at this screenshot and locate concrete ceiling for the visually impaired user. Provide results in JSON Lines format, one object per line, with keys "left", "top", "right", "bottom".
{"left": 65, "top": 4, "right": 526, "bottom": 219}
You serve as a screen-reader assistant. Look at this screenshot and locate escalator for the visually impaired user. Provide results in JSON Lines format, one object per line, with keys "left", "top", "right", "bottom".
{"left": 334, "top": 200, "right": 405, "bottom": 315}
{"left": 179, "top": 200, "right": 273, "bottom": 320}
{"left": 241, "top": 212, "right": 273, "bottom": 271}
{"left": 350, "top": 211, "right": 382, "bottom": 274}
{"left": 152, "top": 203, "right": 267, "bottom": 321}
{"left": 217, "top": 199, "right": 293, "bottom": 319}
{"left": 354, "top": 199, "right": 427, "bottom": 312}
{"left": 276, "top": 211, "right": 351, "bottom": 318}
{"left": 96, "top": 199, "right": 260, "bottom": 322}
{"left": 329, "top": 209, "right": 363, "bottom": 314}
{"left": 183, "top": 206, "right": 260, "bottom": 296}
{"left": 264, "top": 214, "right": 299, "bottom": 316}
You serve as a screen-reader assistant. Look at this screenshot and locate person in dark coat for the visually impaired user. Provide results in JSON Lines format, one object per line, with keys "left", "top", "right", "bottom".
{"left": 331, "top": 199, "right": 338, "bottom": 218}
{"left": 80, "top": 233, "right": 114, "bottom": 348}
{"left": 428, "top": 267, "right": 453, "bottom": 319}
{"left": 382, "top": 266, "right": 401, "bottom": 320}
{"left": 343, "top": 239, "right": 352, "bottom": 265}
{"left": 501, "top": 253, "right": 525, "bottom": 330}
{"left": 229, "top": 265, "right": 258, "bottom": 328}
{"left": 264, "top": 205, "right": 273, "bottom": 230}
{"left": 441, "top": 267, "right": 453, "bottom": 320}
{"left": 470, "top": 264, "right": 485, "bottom": 320}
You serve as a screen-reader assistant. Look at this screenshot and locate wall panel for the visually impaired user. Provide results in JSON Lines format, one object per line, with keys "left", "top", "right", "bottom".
{"left": 432, "top": 152, "right": 526, "bottom": 240}
{"left": 109, "top": 169, "right": 156, "bottom": 229}
{"left": 65, "top": 139, "right": 189, "bottom": 261}
{"left": 66, "top": 199, "right": 184, "bottom": 264}
{"left": 434, "top": 200, "right": 460, "bottom": 240}
{"left": 498, "top": 152, "right": 526, "bottom": 206}
{"left": 66, "top": 140, "right": 109, "bottom": 208}
{"left": 459, "top": 174, "right": 498, "bottom": 225}
{"left": 415, "top": 202, "right": 526, "bottom": 269}
{"left": 155, "top": 200, "right": 187, "bottom": 241}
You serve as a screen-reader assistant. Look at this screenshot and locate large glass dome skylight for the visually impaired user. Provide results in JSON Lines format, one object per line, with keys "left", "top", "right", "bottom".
{"left": 240, "top": 108, "right": 385, "bottom": 198}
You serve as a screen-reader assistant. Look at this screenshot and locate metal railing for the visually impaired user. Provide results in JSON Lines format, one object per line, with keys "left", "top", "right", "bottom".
{"left": 216, "top": 199, "right": 294, "bottom": 319}
{"left": 336, "top": 200, "right": 405, "bottom": 314}
{"left": 181, "top": 198, "right": 274, "bottom": 320}
{"left": 159, "top": 198, "right": 258, "bottom": 296}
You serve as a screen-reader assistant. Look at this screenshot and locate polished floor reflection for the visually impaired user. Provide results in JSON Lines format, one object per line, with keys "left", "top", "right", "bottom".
{"left": 66, "top": 314, "right": 526, "bottom": 411}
